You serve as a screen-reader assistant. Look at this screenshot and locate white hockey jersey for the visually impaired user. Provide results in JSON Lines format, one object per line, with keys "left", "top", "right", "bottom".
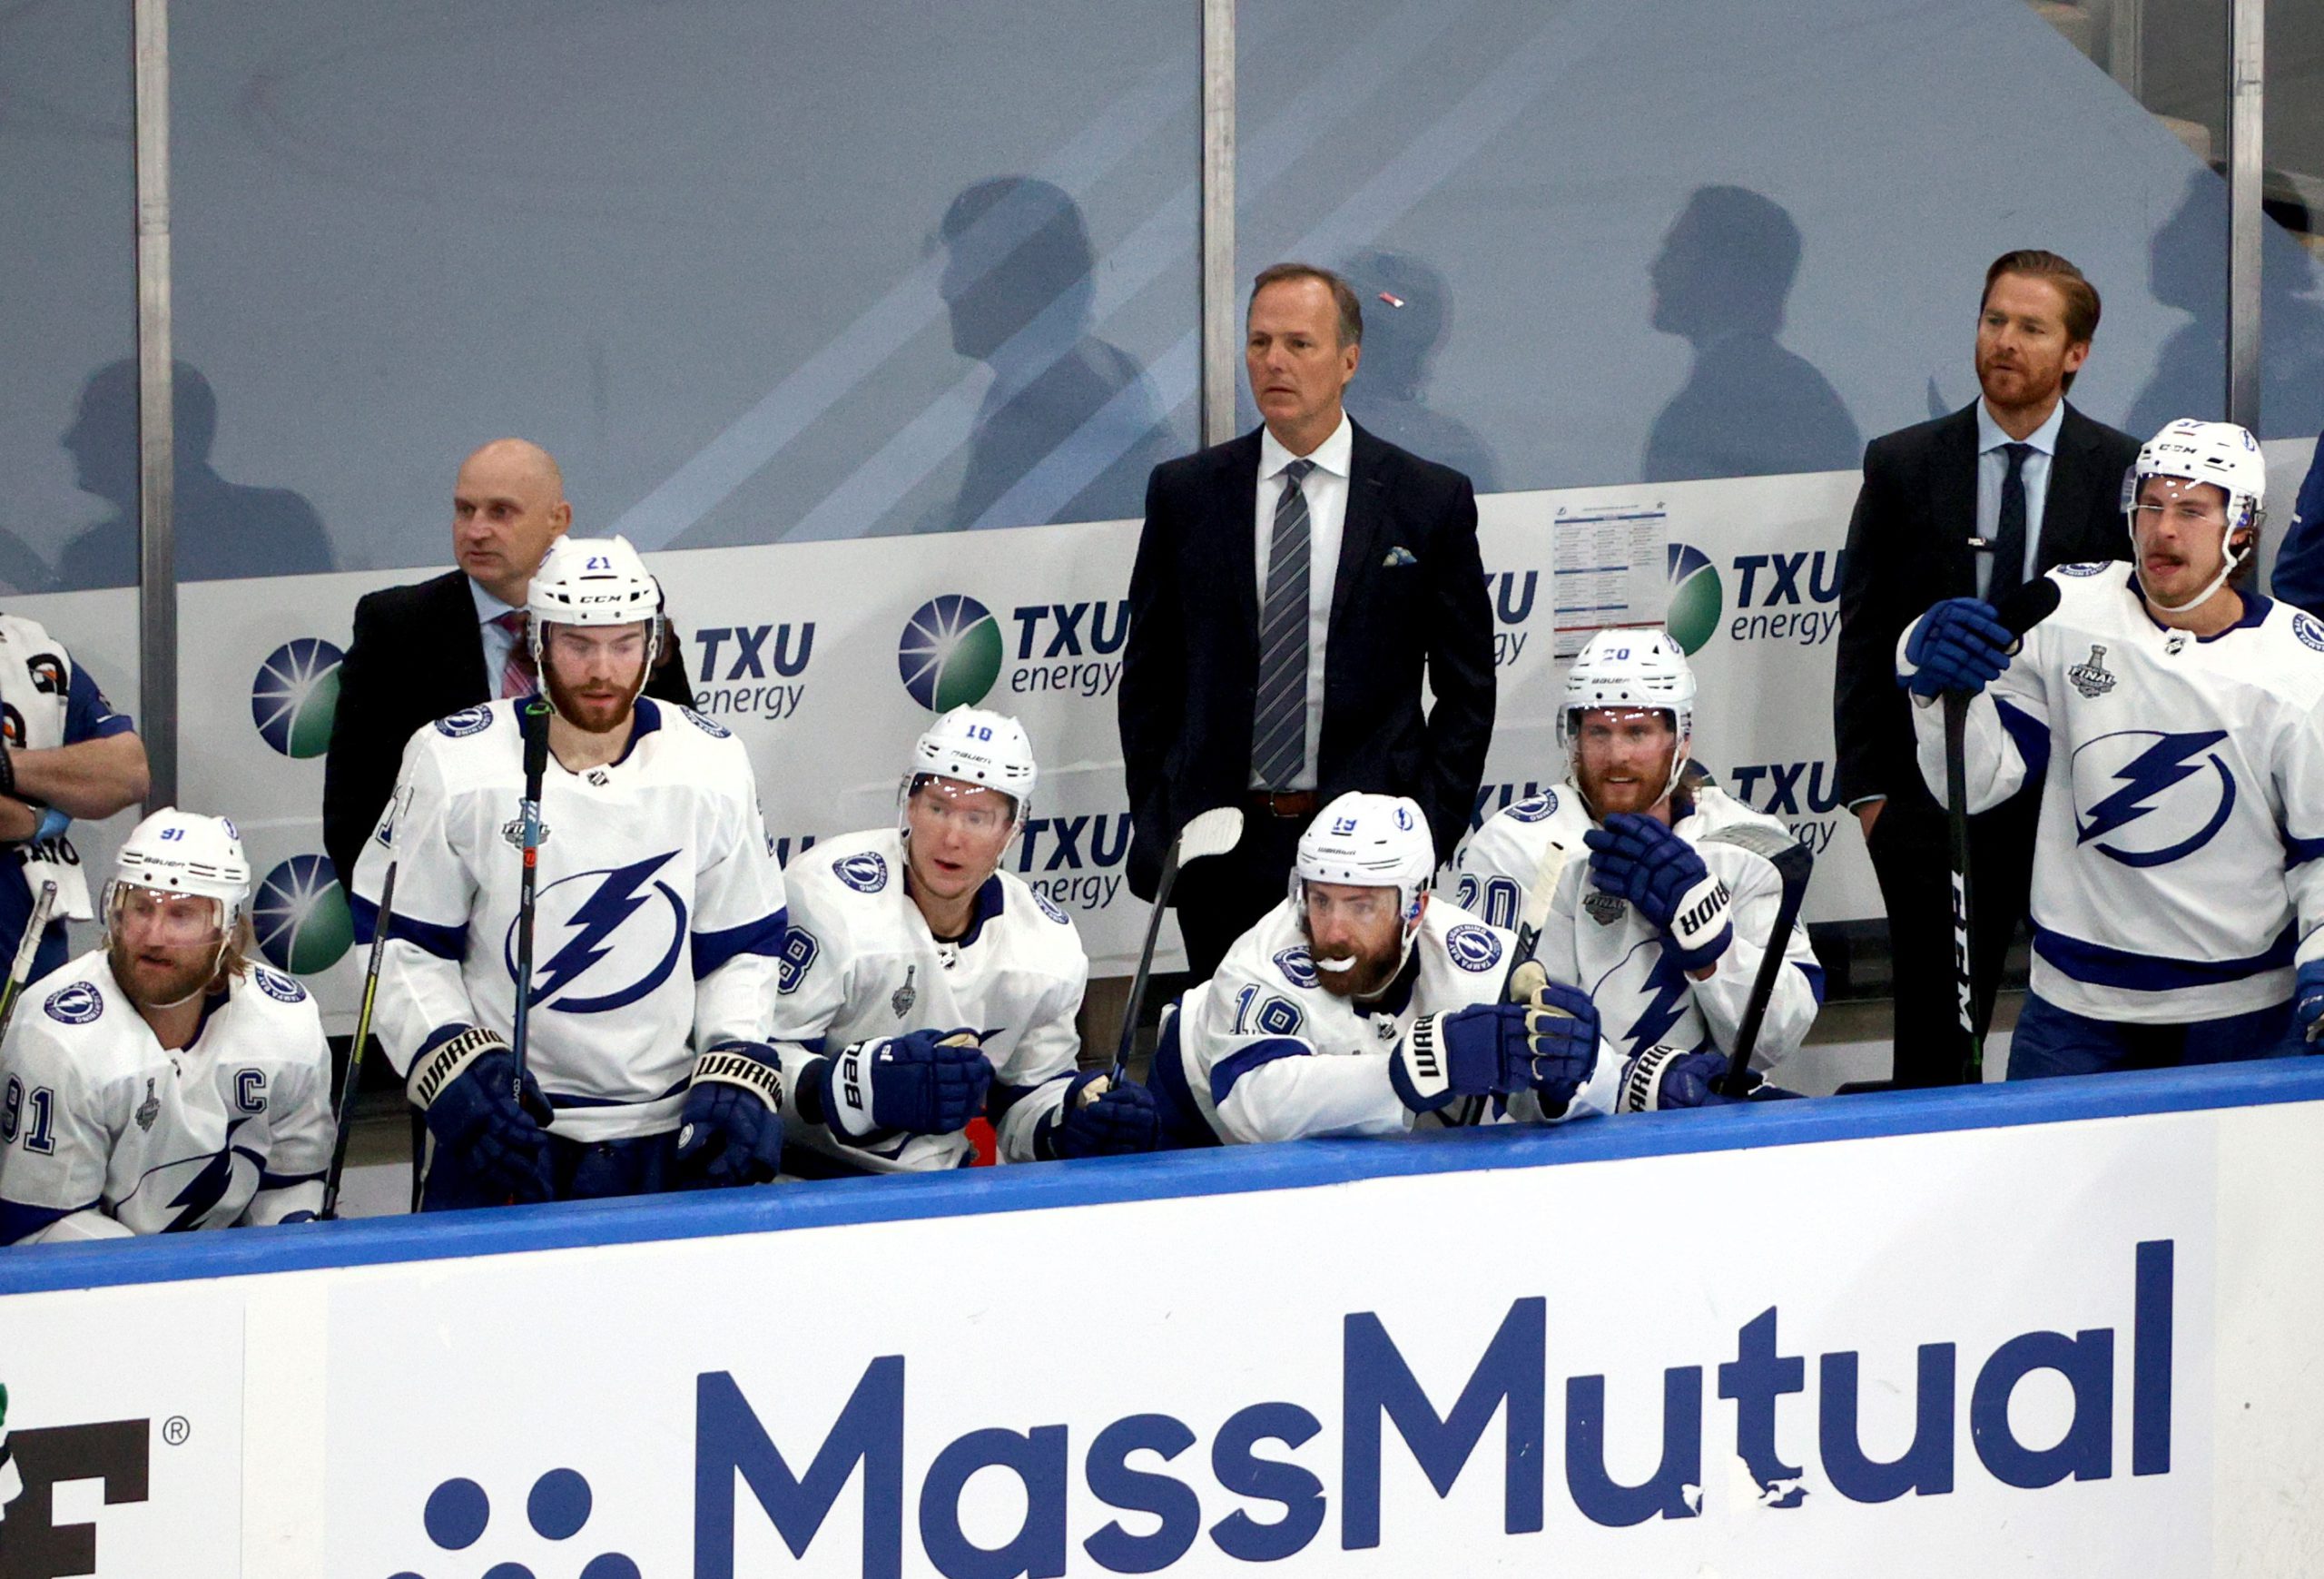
{"left": 0, "top": 952, "right": 333, "bottom": 1243}
{"left": 770, "top": 828, "right": 1086, "bottom": 1171}
{"left": 1907, "top": 564, "right": 2324, "bottom": 1022}
{"left": 1162, "top": 897, "right": 1620, "bottom": 1145}
{"left": 351, "top": 698, "right": 787, "bottom": 1140}
{"left": 1450, "top": 778, "right": 1823, "bottom": 1071}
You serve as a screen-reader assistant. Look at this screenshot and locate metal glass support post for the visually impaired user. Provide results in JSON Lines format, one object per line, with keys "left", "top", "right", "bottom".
{"left": 1199, "top": 0, "right": 1237, "bottom": 447}
{"left": 133, "top": 0, "right": 177, "bottom": 811}
{"left": 2226, "top": 0, "right": 2263, "bottom": 430}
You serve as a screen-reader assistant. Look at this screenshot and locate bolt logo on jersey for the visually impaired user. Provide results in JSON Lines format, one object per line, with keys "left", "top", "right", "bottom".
{"left": 834, "top": 852, "right": 890, "bottom": 893}
{"left": 1444, "top": 923, "right": 1503, "bottom": 972}
{"left": 2071, "top": 730, "right": 2237, "bottom": 869}
{"left": 438, "top": 706, "right": 495, "bottom": 737}
{"left": 898, "top": 595, "right": 1003, "bottom": 711}
{"left": 503, "top": 854, "right": 688, "bottom": 1013}
{"left": 2296, "top": 612, "right": 2324, "bottom": 655}
{"left": 1624, "top": 950, "right": 1696, "bottom": 1061}
{"left": 1506, "top": 791, "right": 1558, "bottom": 824}
{"left": 253, "top": 855, "right": 355, "bottom": 975}
{"left": 250, "top": 637, "right": 344, "bottom": 758}
{"left": 685, "top": 708, "right": 733, "bottom": 739}
{"left": 251, "top": 967, "right": 308, "bottom": 1005}
{"left": 1272, "top": 945, "right": 1320, "bottom": 990}
{"left": 43, "top": 982, "right": 102, "bottom": 1025}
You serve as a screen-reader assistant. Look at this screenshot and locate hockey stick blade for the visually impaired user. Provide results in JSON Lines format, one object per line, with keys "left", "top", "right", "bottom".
{"left": 1108, "top": 806, "right": 1246, "bottom": 1088}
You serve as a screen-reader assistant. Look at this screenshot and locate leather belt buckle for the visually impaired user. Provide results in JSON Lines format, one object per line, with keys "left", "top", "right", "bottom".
{"left": 1250, "top": 789, "right": 1318, "bottom": 819}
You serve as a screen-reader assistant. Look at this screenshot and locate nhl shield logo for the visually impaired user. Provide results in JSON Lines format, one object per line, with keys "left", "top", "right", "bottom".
{"left": 135, "top": 1078, "right": 160, "bottom": 1133}
{"left": 1584, "top": 890, "right": 1626, "bottom": 926}
{"left": 891, "top": 965, "right": 918, "bottom": 1019}
{"left": 2068, "top": 645, "right": 2117, "bottom": 699}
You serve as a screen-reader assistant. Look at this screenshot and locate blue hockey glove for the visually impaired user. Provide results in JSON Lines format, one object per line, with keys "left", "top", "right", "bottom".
{"left": 1042, "top": 1071, "right": 1161, "bottom": 1159}
{"left": 1903, "top": 597, "right": 2013, "bottom": 698}
{"left": 1392, "top": 1001, "right": 1539, "bottom": 1114}
{"left": 821, "top": 1028, "right": 992, "bottom": 1140}
{"left": 1518, "top": 978, "right": 1602, "bottom": 1111}
{"left": 407, "top": 1027, "right": 556, "bottom": 1205}
{"left": 675, "top": 1041, "right": 786, "bottom": 1188}
{"left": 1584, "top": 814, "right": 1733, "bottom": 971}
{"left": 2298, "top": 961, "right": 2324, "bottom": 1045}
{"left": 1616, "top": 1046, "right": 1749, "bottom": 1111}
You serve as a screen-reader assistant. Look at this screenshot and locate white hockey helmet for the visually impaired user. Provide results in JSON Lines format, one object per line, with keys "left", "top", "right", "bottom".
{"left": 1292, "top": 792, "right": 1436, "bottom": 924}
{"left": 2122, "top": 419, "right": 2268, "bottom": 608}
{"left": 1558, "top": 627, "right": 1696, "bottom": 811}
{"left": 105, "top": 808, "right": 251, "bottom": 935}
{"left": 527, "top": 534, "right": 664, "bottom": 661}
{"left": 904, "top": 706, "right": 1038, "bottom": 825}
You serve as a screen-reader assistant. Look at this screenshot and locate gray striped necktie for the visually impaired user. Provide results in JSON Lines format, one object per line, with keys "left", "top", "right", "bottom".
{"left": 1253, "top": 457, "right": 1316, "bottom": 788}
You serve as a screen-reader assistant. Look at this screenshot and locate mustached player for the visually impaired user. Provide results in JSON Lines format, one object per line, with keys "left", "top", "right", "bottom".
{"left": 1452, "top": 629, "right": 1823, "bottom": 1108}
{"left": 1153, "top": 791, "right": 1617, "bottom": 1145}
{"left": 771, "top": 707, "right": 1155, "bottom": 1172}
{"left": 1899, "top": 419, "right": 2324, "bottom": 1074}
{"left": 0, "top": 810, "right": 333, "bottom": 1242}
{"left": 353, "top": 537, "right": 789, "bottom": 1208}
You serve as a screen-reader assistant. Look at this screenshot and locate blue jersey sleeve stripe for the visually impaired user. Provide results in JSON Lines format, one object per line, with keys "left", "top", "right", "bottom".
{"left": 692, "top": 907, "right": 788, "bottom": 978}
{"left": 63, "top": 663, "right": 133, "bottom": 740}
{"left": 385, "top": 912, "right": 468, "bottom": 962}
{"left": 1993, "top": 696, "right": 2050, "bottom": 785}
{"left": 2284, "top": 833, "right": 2324, "bottom": 868}
{"left": 1146, "top": 1021, "right": 1223, "bottom": 1147}
{"left": 988, "top": 1075, "right": 1066, "bottom": 1125}
{"left": 2034, "top": 922, "right": 2297, "bottom": 992}
{"left": 1208, "top": 1038, "right": 1310, "bottom": 1107}
{"left": 257, "top": 1169, "right": 325, "bottom": 1189}
{"left": 1795, "top": 961, "right": 1827, "bottom": 1004}
{"left": 0, "top": 1199, "right": 88, "bottom": 1245}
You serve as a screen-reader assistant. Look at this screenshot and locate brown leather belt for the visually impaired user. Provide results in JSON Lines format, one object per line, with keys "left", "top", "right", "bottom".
{"left": 1248, "top": 788, "right": 1319, "bottom": 819}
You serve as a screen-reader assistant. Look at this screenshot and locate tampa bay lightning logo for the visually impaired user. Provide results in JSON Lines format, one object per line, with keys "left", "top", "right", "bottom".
{"left": 251, "top": 965, "right": 308, "bottom": 1004}
{"left": 43, "top": 982, "right": 103, "bottom": 1024}
{"left": 1272, "top": 944, "right": 1319, "bottom": 990}
{"left": 1444, "top": 924, "right": 1503, "bottom": 972}
{"left": 2294, "top": 612, "right": 2324, "bottom": 655}
{"left": 437, "top": 706, "right": 494, "bottom": 738}
{"left": 504, "top": 853, "right": 688, "bottom": 1012}
{"left": 1034, "top": 891, "right": 1070, "bottom": 925}
{"left": 2057, "top": 561, "right": 2110, "bottom": 577}
{"left": 834, "top": 852, "right": 889, "bottom": 893}
{"left": 1507, "top": 791, "right": 1559, "bottom": 824}
{"left": 2070, "top": 729, "right": 2237, "bottom": 869}
{"left": 684, "top": 707, "right": 732, "bottom": 738}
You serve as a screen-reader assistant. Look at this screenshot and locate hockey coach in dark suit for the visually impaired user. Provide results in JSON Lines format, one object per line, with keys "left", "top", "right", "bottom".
{"left": 1835, "top": 251, "right": 2141, "bottom": 1087}
{"left": 1120, "top": 263, "right": 1495, "bottom": 982}
{"left": 322, "top": 439, "right": 693, "bottom": 887}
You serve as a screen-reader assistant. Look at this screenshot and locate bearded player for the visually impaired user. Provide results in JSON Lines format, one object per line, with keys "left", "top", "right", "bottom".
{"left": 1151, "top": 791, "right": 1617, "bottom": 1145}
{"left": 351, "top": 536, "right": 789, "bottom": 1208}
{"left": 1900, "top": 419, "right": 2324, "bottom": 1075}
{"left": 0, "top": 810, "right": 333, "bottom": 1242}
{"left": 771, "top": 707, "right": 1157, "bottom": 1172}
{"left": 1451, "top": 629, "right": 1823, "bottom": 1109}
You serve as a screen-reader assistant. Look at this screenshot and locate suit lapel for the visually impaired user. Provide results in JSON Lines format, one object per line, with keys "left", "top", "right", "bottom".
{"left": 433, "top": 569, "right": 493, "bottom": 705}
{"left": 1331, "top": 421, "right": 1390, "bottom": 633}
{"left": 2038, "top": 405, "right": 2103, "bottom": 571}
{"left": 1215, "top": 433, "right": 1265, "bottom": 657}
{"left": 1932, "top": 405, "right": 1981, "bottom": 597}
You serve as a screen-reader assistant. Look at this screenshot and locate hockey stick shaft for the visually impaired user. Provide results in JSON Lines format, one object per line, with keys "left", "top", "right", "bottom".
{"left": 320, "top": 863, "right": 395, "bottom": 1220}
{"left": 0, "top": 881, "right": 60, "bottom": 1046}
{"left": 1721, "top": 856, "right": 1808, "bottom": 1094}
{"left": 1110, "top": 805, "right": 1245, "bottom": 1089}
{"left": 509, "top": 701, "right": 552, "bottom": 1098}
{"left": 1944, "top": 689, "right": 1981, "bottom": 1081}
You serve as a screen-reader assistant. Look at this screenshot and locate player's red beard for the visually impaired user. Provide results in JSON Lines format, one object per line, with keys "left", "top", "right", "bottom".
{"left": 542, "top": 662, "right": 645, "bottom": 735}
{"left": 106, "top": 935, "right": 218, "bottom": 1010}
{"left": 1310, "top": 931, "right": 1403, "bottom": 1000}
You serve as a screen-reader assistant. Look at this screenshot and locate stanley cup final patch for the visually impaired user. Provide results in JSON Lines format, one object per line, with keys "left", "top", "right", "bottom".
{"left": 2069, "top": 645, "right": 2117, "bottom": 699}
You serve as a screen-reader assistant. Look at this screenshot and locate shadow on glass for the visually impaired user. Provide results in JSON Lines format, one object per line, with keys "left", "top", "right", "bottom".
{"left": 1337, "top": 249, "right": 1499, "bottom": 493}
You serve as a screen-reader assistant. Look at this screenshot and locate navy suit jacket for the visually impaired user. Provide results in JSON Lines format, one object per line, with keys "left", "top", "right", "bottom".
{"left": 321, "top": 568, "right": 694, "bottom": 886}
{"left": 1833, "top": 401, "right": 2139, "bottom": 811}
{"left": 1118, "top": 420, "right": 1495, "bottom": 899}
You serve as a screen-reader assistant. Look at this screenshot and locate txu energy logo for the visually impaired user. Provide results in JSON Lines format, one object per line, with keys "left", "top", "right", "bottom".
{"left": 253, "top": 855, "right": 354, "bottom": 975}
{"left": 899, "top": 597, "right": 1002, "bottom": 711}
{"left": 251, "top": 639, "right": 343, "bottom": 758}
{"left": 1664, "top": 545, "right": 1722, "bottom": 655}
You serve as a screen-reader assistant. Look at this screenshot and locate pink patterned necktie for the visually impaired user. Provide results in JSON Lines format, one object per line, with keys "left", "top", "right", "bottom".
{"left": 493, "top": 611, "right": 537, "bottom": 699}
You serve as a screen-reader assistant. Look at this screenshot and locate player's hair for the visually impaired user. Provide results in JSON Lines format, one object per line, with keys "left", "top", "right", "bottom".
{"left": 1249, "top": 262, "right": 1364, "bottom": 348}
{"left": 1982, "top": 250, "right": 2102, "bottom": 390}
{"left": 210, "top": 916, "right": 257, "bottom": 988}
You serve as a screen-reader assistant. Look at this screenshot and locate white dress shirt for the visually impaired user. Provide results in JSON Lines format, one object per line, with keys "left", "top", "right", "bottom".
{"left": 468, "top": 578, "right": 527, "bottom": 698}
{"left": 1975, "top": 399, "right": 2064, "bottom": 587}
{"left": 1252, "top": 413, "right": 1354, "bottom": 791}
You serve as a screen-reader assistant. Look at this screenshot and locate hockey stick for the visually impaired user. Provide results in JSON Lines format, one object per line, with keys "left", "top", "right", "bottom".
{"left": 1108, "top": 805, "right": 1246, "bottom": 1089}
{"left": 1462, "top": 837, "right": 1574, "bottom": 1126}
{"left": 320, "top": 863, "right": 394, "bottom": 1220}
{"left": 509, "top": 700, "right": 553, "bottom": 1104}
{"left": 1694, "top": 824, "right": 1813, "bottom": 1095}
{"left": 0, "top": 880, "right": 60, "bottom": 1047}
{"left": 1944, "top": 538, "right": 1997, "bottom": 1082}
